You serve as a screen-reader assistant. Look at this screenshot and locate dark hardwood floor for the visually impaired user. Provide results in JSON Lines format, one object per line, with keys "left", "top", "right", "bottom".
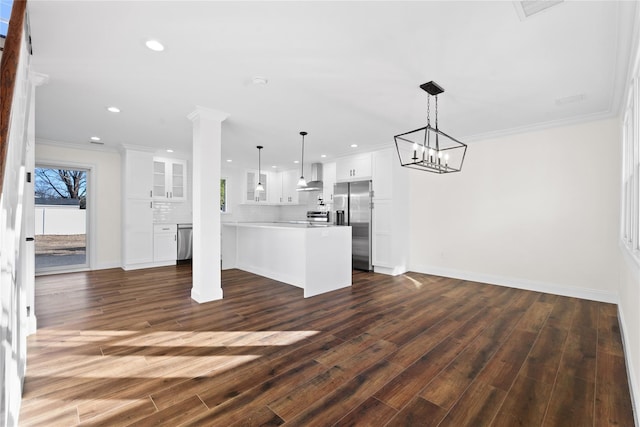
{"left": 19, "top": 265, "right": 635, "bottom": 426}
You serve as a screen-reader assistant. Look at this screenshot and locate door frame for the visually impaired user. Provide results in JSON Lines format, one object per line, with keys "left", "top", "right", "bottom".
{"left": 33, "top": 160, "right": 96, "bottom": 275}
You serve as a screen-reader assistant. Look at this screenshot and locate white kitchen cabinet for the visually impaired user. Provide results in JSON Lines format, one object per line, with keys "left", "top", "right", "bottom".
{"left": 123, "top": 196, "right": 154, "bottom": 267}
{"left": 153, "top": 157, "right": 187, "bottom": 201}
{"left": 123, "top": 149, "right": 154, "bottom": 269}
{"left": 371, "top": 147, "right": 410, "bottom": 276}
{"left": 125, "top": 149, "right": 153, "bottom": 199}
{"left": 372, "top": 149, "right": 393, "bottom": 199}
{"left": 244, "top": 170, "right": 268, "bottom": 203}
{"left": 153, "top": 224, "right": 177, "bottom": 263}
{"left": 269, "top": 172, "right": 283, "bottom": 204}
{"left": 281, "top": 169, "right": 300, "bottom": 204}
{"left": 322, "top": 162, "right": 336, "bottom": 205}
{"left": 336, "top": 153, "right": 372, "bottom": 181}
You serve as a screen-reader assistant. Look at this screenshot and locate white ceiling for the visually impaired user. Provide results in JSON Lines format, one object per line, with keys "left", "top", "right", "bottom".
{"left": 28, "top": 1, "right": 637, "bottom": 169}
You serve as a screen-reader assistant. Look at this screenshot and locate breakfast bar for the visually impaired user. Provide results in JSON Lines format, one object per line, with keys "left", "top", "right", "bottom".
{"left": 222, "top": 223, "right": 352, "bottom": 298}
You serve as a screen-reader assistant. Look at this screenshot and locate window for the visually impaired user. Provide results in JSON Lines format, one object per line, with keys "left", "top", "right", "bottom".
{"left": 220, "top": 178, "right": 227, "bottom": 213}
{"left": 622, "top": 76, "right": 640, "bottom": 262}
{"left": 0, "top": 0, "right": 14, "bottom": 38}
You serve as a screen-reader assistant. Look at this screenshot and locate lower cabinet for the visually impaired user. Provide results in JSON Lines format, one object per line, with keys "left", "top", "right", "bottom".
{"left": 153, "top": 224, "right": 177, "bottom": 263}
{"left": 123, "top": 198, "right": 154, "bottom": 268}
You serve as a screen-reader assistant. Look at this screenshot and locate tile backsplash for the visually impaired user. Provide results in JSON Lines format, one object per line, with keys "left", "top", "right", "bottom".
{"left": 153, "top": 201, "right": 192, "bottom": 224}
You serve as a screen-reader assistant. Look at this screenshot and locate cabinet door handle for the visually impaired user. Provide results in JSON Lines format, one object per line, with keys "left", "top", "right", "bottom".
{"left": 174, "top": 235, "right": 177, "bottom": 241}
{"left": 150, "top": 202, "right": 152, "bottom": 208}
{"left": 150, "top": 190, "right": 152, "bottom": 197}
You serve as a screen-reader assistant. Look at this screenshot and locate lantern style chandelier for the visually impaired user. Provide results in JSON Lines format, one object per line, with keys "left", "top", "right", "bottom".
{"left": 394, "top": 81, "right": 467, "bottom": 174}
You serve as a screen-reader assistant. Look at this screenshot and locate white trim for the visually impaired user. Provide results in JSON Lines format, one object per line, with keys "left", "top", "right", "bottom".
{"left": 93, "top": 262, "right": 121, "bottom": 270}
{"left": 191, "top": 288, "right": 224, "bottom": 304}
{"left": 461, "top": 110, "right": 617, "bottom": 143}
{"left": 618, "top": 305, "right": 640, "bottom": 427}
{"left": 410, "top": 264, "right": 619, "bottom": 304}
{"left": 373, "top": 265, "right": 408, "bottom": 276}
{"left": 621, "top": 240, "right": 640, "bottom": 270}
{"left": 341, "top": 111, "right": 621, "bottom": 161}
{"left": 36, "top": 137, "right": 119, "bottom": 153}
{"left": 121, "top": 260, "right": 176, "bottom": 271}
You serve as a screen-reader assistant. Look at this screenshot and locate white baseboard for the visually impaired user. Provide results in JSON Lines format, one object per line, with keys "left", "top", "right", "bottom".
{"left": 409, "top": 264, "right": 619, "bottom": 304}
{"left": 191, "top": 288, "right": 224, "bottom": 304}
{"left": 121, "top": 260, "right": 177, "bottom": 271}
{"left": 618, "top": 305, "right": 640, "bottom": 427}
{"left": 27, "top": 315, "right": 37, "bottom": 336}
{"left": 373, "top": 265, "right": 408, "bottom": 276}
{"left": 93, "top": 261, "right": 122, "bottom": 271}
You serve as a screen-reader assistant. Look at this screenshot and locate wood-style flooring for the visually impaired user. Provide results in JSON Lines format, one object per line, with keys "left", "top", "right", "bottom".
{"left": 19, "top": 266, "right": 635, "bottom": 426}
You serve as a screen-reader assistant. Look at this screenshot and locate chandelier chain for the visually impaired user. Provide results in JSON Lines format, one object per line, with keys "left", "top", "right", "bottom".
{"left": 427, "top": 95, "right": 431, "bottom": 127}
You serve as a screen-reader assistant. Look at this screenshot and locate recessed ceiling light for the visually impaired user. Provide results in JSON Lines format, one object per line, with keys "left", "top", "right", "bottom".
{"left": 294, "top": 160, "right": 299, "bottom": 164}
{"left": 145, "top": 39, "right": 165, "bottom": 52}
{"left": 226, "top": 159, "right": 232, "bottom": 163}
{"left": 320, "top": 154, "right": 327, "bottom": 158}
{"left": 252, "top": 76, "right": 268, "bottom": 85}
{"left": 90, "top": 136, "right": 101, "bottom": 142}
{"left": 166, "top": 149, "right": 174, "bottom": 153}
{"left": 350, "top": 144, "right": 358, "bottom": 148}
{"left": 107, "top": 106, "right": 120, "bottom": 113}
{"left": 272, "top": 165, "right": 277, "bottom": 168}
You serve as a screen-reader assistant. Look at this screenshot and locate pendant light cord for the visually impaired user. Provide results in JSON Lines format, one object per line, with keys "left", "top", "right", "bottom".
{"left": 301, "top": 133, "right": 305, "bottom": 178}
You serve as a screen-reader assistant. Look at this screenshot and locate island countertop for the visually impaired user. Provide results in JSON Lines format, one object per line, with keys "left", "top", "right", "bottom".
{"left": 224, "top": 221, "right": 344, "bottom": 229}
{"left": 222, "top": 222, "right": 352, "bottom": 298}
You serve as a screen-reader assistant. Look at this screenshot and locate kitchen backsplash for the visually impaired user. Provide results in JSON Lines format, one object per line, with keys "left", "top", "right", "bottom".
{"left": 153, "top": 201, "right": 192, "bottom": 224}
{"left": 221, "top": 190, "right": 329, "bottom": 223}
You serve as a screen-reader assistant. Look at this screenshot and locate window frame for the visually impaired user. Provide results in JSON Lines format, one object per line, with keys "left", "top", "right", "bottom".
{"left": 621, "top": 73, "right": 640, "bottom": 264}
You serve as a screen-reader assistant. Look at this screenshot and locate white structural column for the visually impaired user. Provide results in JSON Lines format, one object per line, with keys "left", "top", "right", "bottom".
{"left": 187, "top": 106, "right": 229, "bottom": 303}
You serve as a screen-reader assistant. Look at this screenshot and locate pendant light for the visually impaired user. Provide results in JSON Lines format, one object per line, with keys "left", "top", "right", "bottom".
{"left": 394, "top": 81, "right": 467, "bottom": 174}
{"left": 255, "top": 145, "right": 264, "bottom": 193}
{"left": 297, "top": 131, "right": 308, "bottom": 188}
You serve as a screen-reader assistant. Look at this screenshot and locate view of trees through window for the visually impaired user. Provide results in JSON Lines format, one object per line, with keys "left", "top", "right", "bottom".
{"left": 35, "top": 168, "right": 86, "bottom": 207}
{"left": 34, "top": 167, "right": 88, "bottom": 271}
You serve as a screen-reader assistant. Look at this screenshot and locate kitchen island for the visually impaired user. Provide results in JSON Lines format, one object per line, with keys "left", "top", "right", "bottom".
{"left": 222, "top": 222, "right": 352, "bottom": 298}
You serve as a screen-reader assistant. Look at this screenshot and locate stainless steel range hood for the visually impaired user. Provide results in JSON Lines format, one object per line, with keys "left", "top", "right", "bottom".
{"left": 297, "top": 163, "right": 323, "bottom": 192}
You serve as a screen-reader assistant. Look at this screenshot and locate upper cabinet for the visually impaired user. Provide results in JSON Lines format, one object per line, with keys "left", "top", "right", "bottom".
{"left": 125, "top": 150, "right": 153, "bottom": 199}
{"left": 244, "top": 170, "right": 268, "bottom": 203}
{"left": 241, "top": 169, "right": 301, "bottom": 204}
{"left": 269, "top": 172, "right": 283, "bottom": 204}
{"left": 281, "top": 169, "right": 300, "bottom": 204}
{"left": 153, "top": 157, "right": 187, "bottom": 202}
{"left": 336, "top": 152, "right": 372, "bottom": 182}
{"left": 322, "top": 162, "right": 336, "bottom": 204}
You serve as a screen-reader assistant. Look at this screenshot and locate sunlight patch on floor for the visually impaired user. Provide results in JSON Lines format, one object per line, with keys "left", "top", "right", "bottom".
{"left": 38, "top": 329, "right": 320, "bottom": 347}
{"left": 402, "top": 274, "right": 425, "bottom": 289}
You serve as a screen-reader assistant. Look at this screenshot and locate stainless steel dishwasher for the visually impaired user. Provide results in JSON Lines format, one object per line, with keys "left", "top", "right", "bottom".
{"left": 177, "top": 223, "right": 193, "bottom": 262}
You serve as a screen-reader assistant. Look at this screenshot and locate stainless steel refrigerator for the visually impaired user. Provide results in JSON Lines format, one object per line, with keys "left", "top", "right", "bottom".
{"left": 334, "top": 180, "right": 372, "bottom": 271}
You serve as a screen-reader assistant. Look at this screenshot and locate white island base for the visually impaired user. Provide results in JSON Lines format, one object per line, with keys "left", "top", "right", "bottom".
{"left": 222, "top": 223, "right": 352, "bottom": 298}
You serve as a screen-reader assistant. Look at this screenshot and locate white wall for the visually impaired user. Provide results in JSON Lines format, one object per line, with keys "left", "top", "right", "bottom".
{"left": 36, "top": 143, "right": 121, "bottom": 269}
{"left": 410, "top": 118, "right": 621, "bottom": 302}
